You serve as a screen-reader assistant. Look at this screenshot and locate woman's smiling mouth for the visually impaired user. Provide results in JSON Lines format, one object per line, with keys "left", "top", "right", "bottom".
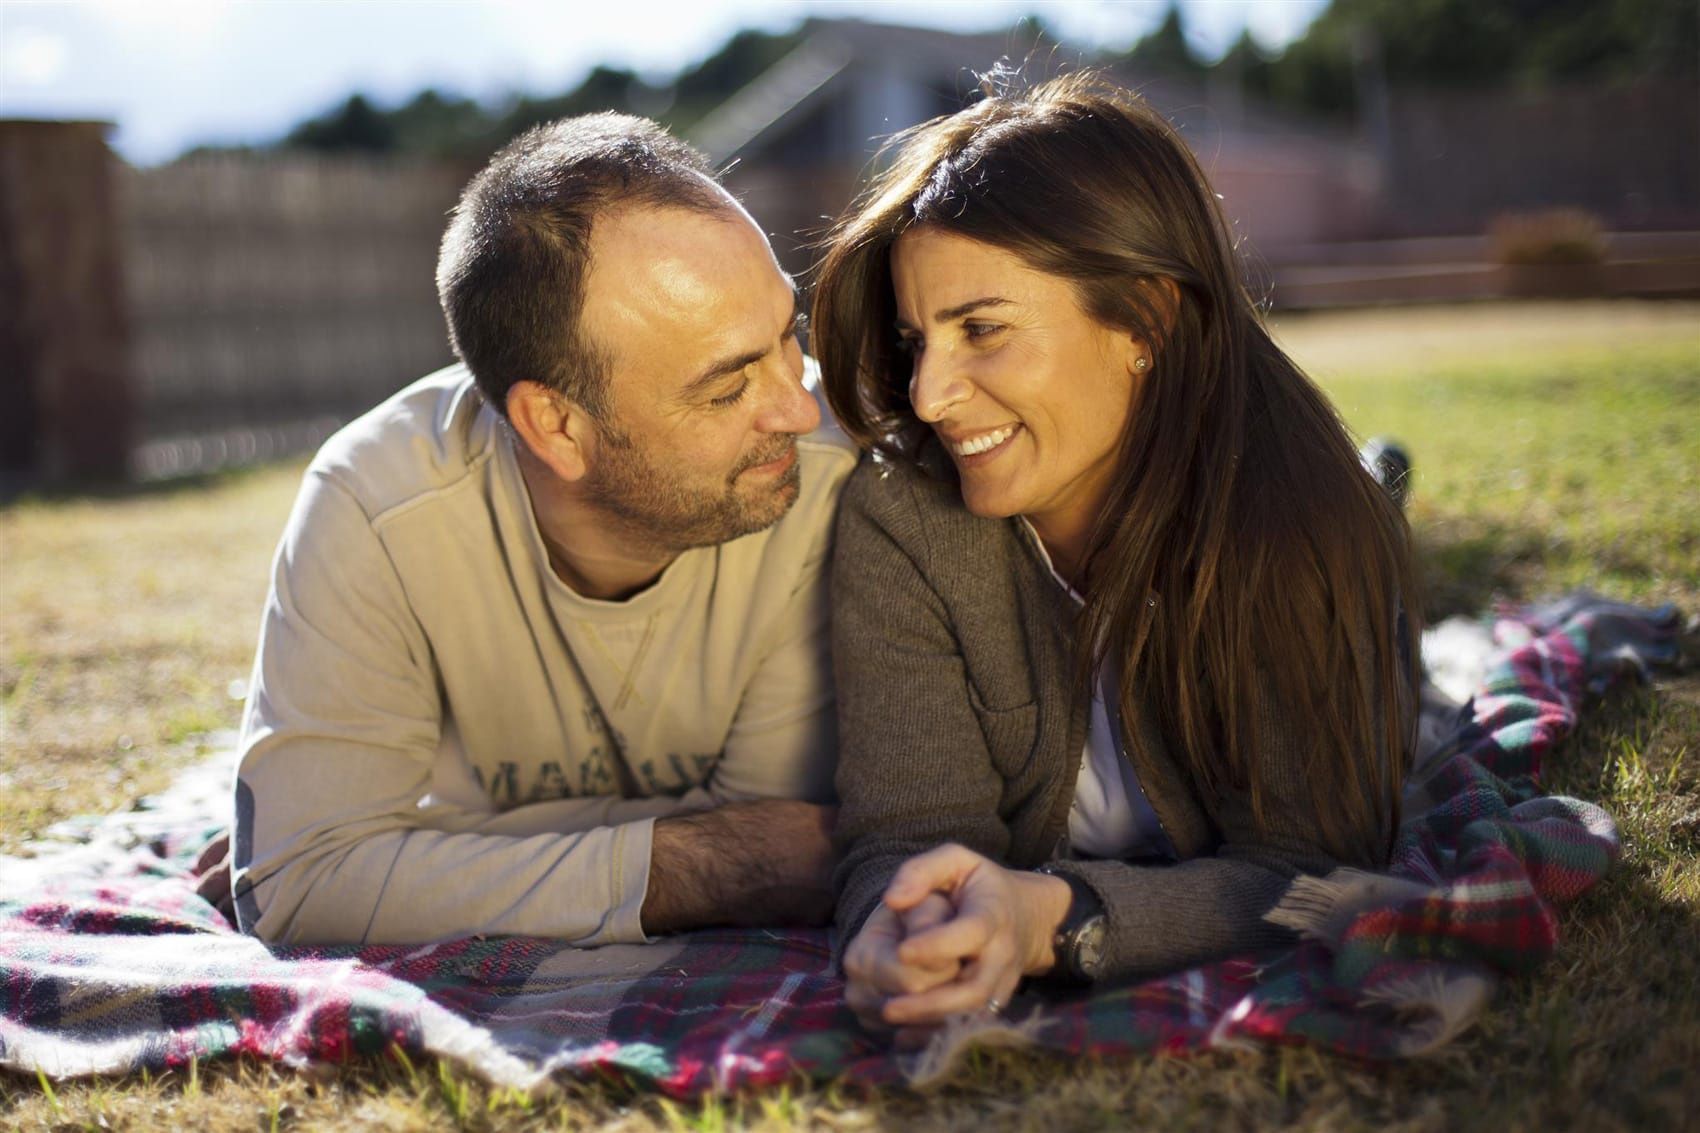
{"left": 946, "top": 424, "right": 1021, "bottom": 462}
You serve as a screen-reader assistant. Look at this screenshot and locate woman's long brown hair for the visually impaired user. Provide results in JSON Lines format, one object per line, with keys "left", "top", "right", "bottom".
{"left": 812, "top": 73, "right": 1422, "bottom": 862}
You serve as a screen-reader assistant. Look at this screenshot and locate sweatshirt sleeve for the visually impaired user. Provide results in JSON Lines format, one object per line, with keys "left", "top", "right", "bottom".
{"left": 232, "top": 470, "right": 661, "bottom": 946}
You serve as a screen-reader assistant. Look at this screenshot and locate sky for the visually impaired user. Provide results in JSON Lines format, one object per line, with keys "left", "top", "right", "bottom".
{"left": 0, "top": 0, "right": 1331, "bottom": 165}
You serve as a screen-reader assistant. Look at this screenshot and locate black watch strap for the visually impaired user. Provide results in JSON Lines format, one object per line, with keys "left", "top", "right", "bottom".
{"left": 1034, "top": 864, "right": 1107, "bottom": 984}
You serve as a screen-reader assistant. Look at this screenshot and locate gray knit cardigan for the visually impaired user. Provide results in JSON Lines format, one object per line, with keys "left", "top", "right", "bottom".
{"left": 830, "top": 451, "right": 1401, "bottom": 981}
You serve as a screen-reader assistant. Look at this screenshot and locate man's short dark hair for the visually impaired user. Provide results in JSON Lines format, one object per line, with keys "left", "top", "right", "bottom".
{"left": 436, "top": 113, "right": 725, "bottom": 419}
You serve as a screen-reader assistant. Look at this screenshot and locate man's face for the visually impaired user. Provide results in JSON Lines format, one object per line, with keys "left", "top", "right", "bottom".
{"left": 576, "top": 200, "right": 820, "bottom": 551}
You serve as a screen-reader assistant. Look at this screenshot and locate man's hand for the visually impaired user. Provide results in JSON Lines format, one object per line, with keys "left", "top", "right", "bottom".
{"left": 641, "top": 799, "right": 837, "bottom": 934}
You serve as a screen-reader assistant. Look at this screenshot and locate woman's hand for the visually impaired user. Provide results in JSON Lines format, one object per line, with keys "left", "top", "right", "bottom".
{"left": 843, "top": 891, "right": 960, "bottom": 1034}
{"left": 849, "top": 843, "right": 1075, "bottom": 1036}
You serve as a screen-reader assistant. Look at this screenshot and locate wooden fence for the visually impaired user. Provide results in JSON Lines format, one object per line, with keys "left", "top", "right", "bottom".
{"left": 0, "top": 121, "right": 131, "bottom": 489}
{"left": 1381, "top": 77, "right": 1700, "bottom": 237}
{"left": 119, "top": 153, "right": 466, "bottom": 479}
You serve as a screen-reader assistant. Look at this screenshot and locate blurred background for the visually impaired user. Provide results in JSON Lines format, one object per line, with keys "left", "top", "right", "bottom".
{"left": 2, "top": 0, "right": 1697, "bottom": 490}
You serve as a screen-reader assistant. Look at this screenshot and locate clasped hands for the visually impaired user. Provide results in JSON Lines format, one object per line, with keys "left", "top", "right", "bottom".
{"left": 842, "top": 843, "right": 1073, "bottom": 1045}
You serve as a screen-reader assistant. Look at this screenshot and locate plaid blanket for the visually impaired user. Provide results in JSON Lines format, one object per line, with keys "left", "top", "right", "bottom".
{"left": 0, "top": 594, "right": 1681, "bottom": 1094}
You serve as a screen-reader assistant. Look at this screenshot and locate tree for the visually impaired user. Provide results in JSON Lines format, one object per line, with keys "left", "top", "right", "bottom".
{"left": 285, "top": 94, "right": 397, "bottom": 153}
{"left": 1215, "top": 30, "right": 1278, "bottom": 104}
{"left": 1124, "top": 5, "right": 1205, "bottom": 76}
{"left": 1247, "top": 0, "right": 1699, "bottom": 119}
{"left": 496, "top": 65, "right": 655, "bottom": 141}
{"left": 269, "top": 26, "right": 806, "bottom": 160}
{"left": 389, "top": 90, "right": 491, "bottom": 159}
{"left": 667, "top": 28, "right": 805, "bottom": 130}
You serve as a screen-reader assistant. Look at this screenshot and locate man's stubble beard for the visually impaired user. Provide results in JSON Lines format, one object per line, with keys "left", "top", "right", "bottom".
{"left": 584, "top": 424, "right": 802, "bottom": 553}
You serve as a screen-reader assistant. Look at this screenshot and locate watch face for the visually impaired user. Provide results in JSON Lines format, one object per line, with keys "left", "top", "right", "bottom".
{"left": 1074, "top": 915, "right": 1107, "bottom": 980}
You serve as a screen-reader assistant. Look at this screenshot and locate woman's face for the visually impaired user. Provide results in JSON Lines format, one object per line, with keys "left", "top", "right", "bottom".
{"left": 890, "top": 226, "right": 1144, "bottom": 547}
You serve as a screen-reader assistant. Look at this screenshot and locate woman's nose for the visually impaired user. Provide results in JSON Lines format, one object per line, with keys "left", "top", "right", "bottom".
{"left": 909, "top": 350, "right": 972, "bottom": 423}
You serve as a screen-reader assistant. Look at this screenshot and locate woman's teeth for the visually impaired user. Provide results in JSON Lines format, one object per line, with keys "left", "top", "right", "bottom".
{"left": 952, "top": 426, "right": 1015, "bottom": 457}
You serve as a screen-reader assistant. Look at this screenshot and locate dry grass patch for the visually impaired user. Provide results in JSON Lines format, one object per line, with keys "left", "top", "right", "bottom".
{"left": 1, "top": 464, "right": 304, "bottom": 852}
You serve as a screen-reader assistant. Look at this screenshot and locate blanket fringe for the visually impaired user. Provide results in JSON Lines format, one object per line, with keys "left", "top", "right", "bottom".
{"left": 1265, "top": 869, "right": 1430, "bottom": 945}
{"left": 1362, "top": 967, "right": 1495, "bottom": 1056}
{"left": 903, "top": 1008, "right": 1047, "bottom": 1088}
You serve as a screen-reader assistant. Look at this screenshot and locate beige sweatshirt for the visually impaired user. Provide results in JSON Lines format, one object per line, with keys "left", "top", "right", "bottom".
{"left": 232, "top": 366, "right": 854, "bottom": 946}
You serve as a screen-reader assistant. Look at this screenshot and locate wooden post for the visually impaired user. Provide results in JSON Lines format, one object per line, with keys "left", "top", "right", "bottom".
{"left": 0, "top": 120, "right": 133, "bottom": 489}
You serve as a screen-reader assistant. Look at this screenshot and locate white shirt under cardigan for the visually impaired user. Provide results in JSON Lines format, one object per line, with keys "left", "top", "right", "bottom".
{"left": 1020, "top": 520, "right": 1170, "bottom": 862}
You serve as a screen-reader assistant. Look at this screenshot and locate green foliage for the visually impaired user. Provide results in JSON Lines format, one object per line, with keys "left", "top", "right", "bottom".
{"left": 1214, "top": 30, "right": 1277, "bottom": 96}
{"left": 1246, "top": 0, "right": 1700, "bottom": 119}
{"left": 669, "top": 27, "right": 808, "bottom": 128}
{"left": 390, "top": 89, "right": 496, "bottom": 158}
{"left": 1251, "top": 16, "right": 1359, "bottom": 117}
{"left": 492, "top": 65, "right": 662, "bottom": 148}
{"left": 1122, "top": 5, "right": 1206, "bottom": 75}
{"left": 285, "top": 88, "right": 493, "bottom": 159}
{"left": 285, "top": 93, "right": 397, "bottom": 153}
{"left": 273, "top": 27, "right": 803, "bottom": 161}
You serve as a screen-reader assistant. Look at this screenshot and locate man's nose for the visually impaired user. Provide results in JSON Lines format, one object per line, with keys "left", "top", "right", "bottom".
{"left": 909, "top": 349, "right": 971, "bottom": 424}
{"left": 756, "top": 359, "right": 821, "bottom": 435}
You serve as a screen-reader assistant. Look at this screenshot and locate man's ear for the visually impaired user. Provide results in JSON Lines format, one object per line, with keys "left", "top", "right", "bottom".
{"left": 507, "top": 380, "right": 592, "bottom": 483}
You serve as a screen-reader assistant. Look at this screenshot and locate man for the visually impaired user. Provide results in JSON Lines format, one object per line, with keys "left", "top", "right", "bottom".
{"left": 223, "top": 113, "right": 854, "bottom": 945}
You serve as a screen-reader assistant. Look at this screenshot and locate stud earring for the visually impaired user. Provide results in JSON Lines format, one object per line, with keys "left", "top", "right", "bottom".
{"left": 1134, "top": 357, "right": 1149, "bottom": 371}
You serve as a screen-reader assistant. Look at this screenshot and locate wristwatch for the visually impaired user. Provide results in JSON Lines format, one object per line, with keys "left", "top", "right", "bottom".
{"left": 1033, "top": 865, "right": 1107, "bottom": 985}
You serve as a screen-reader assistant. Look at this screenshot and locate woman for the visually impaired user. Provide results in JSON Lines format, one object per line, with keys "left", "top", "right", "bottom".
{"left": 811, "top": 74, "right": 1421, "bottom": 1040}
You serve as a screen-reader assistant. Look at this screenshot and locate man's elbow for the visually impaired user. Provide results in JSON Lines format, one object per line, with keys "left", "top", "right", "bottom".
{"left": 234, "top": 859, "right": 372, "bottom": 947}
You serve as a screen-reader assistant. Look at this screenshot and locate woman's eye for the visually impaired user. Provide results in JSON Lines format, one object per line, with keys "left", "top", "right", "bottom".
{"left": 710, "top": 380, "right": 750, "bottom": 408}
{"left": 895, "top": 336, "right": 922, "bottom": 358}
{"left": 964, "top": 322, "right": 1001, "bottom": 341}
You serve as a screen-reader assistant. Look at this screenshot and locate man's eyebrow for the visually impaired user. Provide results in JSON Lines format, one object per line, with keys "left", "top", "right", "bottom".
{"left": 895, "top": 296, "right": 1013, "bottom": 330}
{"left": 683, "top": 347, "right": 767, "bottom": 399}
{"left": 681, "top": 281, "right": 803, "bottom": 399}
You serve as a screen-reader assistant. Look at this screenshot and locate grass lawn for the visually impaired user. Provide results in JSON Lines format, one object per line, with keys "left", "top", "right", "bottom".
{"left": 2, "top": 300, "right": 1697, "bottom": 1130}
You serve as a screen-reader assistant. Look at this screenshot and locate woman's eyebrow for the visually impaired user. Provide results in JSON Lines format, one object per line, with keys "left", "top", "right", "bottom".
{"left": 934, "top": 296, "right": 1012, "bottom": 321}
{"left": 893, "top": 297, "right": 1013, "bottom": 333}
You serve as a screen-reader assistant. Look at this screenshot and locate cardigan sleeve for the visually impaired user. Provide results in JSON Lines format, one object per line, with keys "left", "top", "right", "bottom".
{"left": 830, "top": 460, "right": 1015, "bottom": 943}
{"left": 1042, "top": 766, "right": 1351, "bottom": 980}
{"left": 1044, "top": 608, "right": 1407, "bottom": 981}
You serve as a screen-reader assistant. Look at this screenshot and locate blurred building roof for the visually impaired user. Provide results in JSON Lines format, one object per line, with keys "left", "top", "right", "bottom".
{"left": 689, "top": 17, "right": 1362, "bottom": 169}
{"left": 690, "top": 18, "right": 1034, "bottom": 165}
{"left": 688, "top": 18, "right": 1382, "bottom": 263}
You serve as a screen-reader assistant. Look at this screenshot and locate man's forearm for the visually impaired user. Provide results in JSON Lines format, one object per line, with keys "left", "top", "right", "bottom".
{"left": 641, "top": 799, "right": 835, "bottom": 934}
